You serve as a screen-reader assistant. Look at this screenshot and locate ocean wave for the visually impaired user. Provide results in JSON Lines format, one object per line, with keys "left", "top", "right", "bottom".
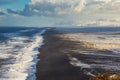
{"left": 0, "top": 28, "right": 47, "bottom": 80}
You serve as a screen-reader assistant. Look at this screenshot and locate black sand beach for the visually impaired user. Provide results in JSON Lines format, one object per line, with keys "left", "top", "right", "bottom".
{"left": 36, "top": 29, "right": 120, "bottom": 80}
{"left": 36, "top": 29, "right": 90, "bottom": 80}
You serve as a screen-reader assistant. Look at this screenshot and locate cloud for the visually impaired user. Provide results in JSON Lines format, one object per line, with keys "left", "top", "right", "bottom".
{"left": 7, "top": 9, "right": 19, "bottom": 14}
{"left": 0, "top": 12, "right": 5, "bottom": 15}
{"left": 0, "top": 9, "right": 7, "bottom": 16}
{"left": 0, "top": 0, "right": 120, "bottom": 26}
{"left": 18, "top": 0, "right": 87, "bottom": 16}
{"left": 11, "top": 0, "right": 119, "bottom": 17}
{"left": 77, "top": 20, "right": 120, "bottom": 26}
{"left": 54, "top": 20, "right": 76, "bottom": 26}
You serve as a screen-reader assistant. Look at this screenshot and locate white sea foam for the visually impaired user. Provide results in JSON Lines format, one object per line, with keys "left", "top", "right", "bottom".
{"left": 0, "top": 29, "right": 47, "bottom": 80}
{"left": 68, "top": 56, "right": 96, "bottom": 76}
{"left": 68, "top": 55, "right": 91, "bottom": 68}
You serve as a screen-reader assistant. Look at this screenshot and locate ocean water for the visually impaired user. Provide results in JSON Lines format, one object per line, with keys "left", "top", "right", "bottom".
{"left": 0, "top": 27, "right": 47, "bottom": 80}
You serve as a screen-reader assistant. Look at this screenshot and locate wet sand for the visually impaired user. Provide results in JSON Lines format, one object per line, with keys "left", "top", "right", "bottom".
{"left": 36, "top": 29, "right": 91, "bottom": 80}
{"left": 36, "top": 29, "right": 120, "bottom": 80}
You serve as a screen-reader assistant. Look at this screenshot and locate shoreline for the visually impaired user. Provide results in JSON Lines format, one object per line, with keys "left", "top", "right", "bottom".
{"left": 36, "top": 28, "right": 120, "bottom": 80}
{"left": 36, "top": 29, "right": 91, "bottom": 80}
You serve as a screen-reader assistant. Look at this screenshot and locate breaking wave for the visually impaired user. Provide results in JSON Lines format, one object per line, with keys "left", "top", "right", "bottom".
{"left": 0, "top": 28, "right": 47, "bottom": 80}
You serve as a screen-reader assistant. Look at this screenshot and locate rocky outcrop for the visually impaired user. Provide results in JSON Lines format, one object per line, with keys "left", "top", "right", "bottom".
{"left": 90, "top": 73, "right": 120, "bottom": 80}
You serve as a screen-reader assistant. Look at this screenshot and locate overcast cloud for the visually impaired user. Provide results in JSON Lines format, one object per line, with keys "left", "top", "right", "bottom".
{"left": 0, "top": 0, "right": 120, "bottom": 26}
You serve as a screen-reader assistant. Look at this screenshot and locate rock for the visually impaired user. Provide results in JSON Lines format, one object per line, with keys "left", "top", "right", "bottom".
{"left": 89, "top": 73, "right": 120, "bottom": 80}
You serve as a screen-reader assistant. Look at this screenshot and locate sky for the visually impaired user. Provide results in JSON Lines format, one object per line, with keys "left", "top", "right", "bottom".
{"left": 0, "top": 0, "right": 120, "bottom": 27}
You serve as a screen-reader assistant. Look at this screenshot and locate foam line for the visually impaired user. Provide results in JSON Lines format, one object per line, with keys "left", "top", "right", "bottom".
{"left": 0, "top": 29, "right": 47, "bottom": 80}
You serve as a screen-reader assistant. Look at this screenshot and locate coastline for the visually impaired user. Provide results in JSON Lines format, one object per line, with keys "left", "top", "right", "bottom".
{"left": 36, "top": 29, "right": 91, "bottom": 80}
{"left": 36, "top": 28, "right": 120, "bottom": 80}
